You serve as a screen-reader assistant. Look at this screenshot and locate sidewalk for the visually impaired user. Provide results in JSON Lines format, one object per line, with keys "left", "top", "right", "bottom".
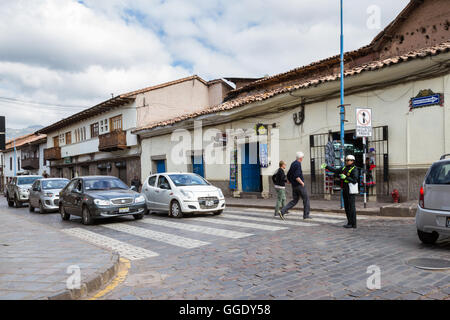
{"left": 0, "top": 212, "right": 120, "bottom": 300}
{"left": 225, "top": 197, "right": 418, "bottom": 217}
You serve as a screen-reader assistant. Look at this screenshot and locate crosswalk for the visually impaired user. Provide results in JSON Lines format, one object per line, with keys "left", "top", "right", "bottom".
{"left": 61, "top": 209, "right": 353, "bottom": 261}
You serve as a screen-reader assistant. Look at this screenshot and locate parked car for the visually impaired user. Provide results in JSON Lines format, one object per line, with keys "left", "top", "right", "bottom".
{"left": 142, "top": 172, "right": 226, "bottom": 218}
{"left": 416, "top": 154, "right": 450, "bottom": 244}
{"left": 58, "top": 176, "right": 147, "bottom": 225}
{"left": 29, "top": 178, "right": 70, "bottom": 213}
{"left": 6, "top": 175, "right": 43, "bottom": 208}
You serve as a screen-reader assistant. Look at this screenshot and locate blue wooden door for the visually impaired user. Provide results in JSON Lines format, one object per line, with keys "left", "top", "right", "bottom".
{"left": 241, "top": 143, "right": 261, "bottom": 192}
{"left": 156, "top": 160, "right": 166, "bottom": 173}
{"left": 192, "top": 155, "right": 204, "bottom": 177}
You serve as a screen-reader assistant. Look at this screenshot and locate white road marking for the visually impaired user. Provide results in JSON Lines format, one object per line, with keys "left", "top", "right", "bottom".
{"left": 227, "top": 210, "right": 343, "bottom": 224}
{"left": 62, "top": 228, "right": 158, "bottom": 261}
{"left": 192, "top": 217, "right": 288, "bottom": 231}
{"left": 231, "top": 208, "right": 368, "bottom": 220}
{"left": 103, "top": 223, "right": 209, "bottom": 249}
{"left": 222, "top": 213, "right": 318, "bottom": 227}
{"left": 140, "top": 218, "right": 253, "bottom": 239}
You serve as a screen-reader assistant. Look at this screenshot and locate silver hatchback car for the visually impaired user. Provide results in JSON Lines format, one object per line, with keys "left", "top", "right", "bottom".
{"left": 416, "top": 155, "right": 450, "bottom": 244}
{"left": 29, "top": 178, "right": 70, "bottom": 213}
{"left": 143, "top": 172, "right": 226, "bottom": 218}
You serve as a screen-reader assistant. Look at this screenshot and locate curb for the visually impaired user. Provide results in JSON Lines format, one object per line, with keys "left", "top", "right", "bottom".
{"left": 47, "top": 253, "right": 121, "bottom": 300}
{"left": 227, "top": 203, "right": 415, "bottom": 217}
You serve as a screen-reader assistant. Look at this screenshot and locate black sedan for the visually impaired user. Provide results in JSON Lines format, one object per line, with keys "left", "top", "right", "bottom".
{"left": 59, "top": 176, "right": 147, "bottom": 225}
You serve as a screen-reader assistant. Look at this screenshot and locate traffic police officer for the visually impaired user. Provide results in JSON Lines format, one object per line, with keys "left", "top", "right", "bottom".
{"left": 321, "top": 155, "right": 359, "bottom": 228}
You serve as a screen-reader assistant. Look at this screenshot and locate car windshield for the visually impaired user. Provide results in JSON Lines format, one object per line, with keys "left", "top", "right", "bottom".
{"left": 42, "top": 179, "right": 69, "bottom": 190}
{"left": 84, "top": 178, "right": 129, "bottom": 191}
{"left": 17, "top": 177, "right": 42, "bottom": 185}
{"left": 426, "top": 161, "right": 450, "bottom": 185}
{"left": 168, "top": 174, "right": 209, "bottom": 187}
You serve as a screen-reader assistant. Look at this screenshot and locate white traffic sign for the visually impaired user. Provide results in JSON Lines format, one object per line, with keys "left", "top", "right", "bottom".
{"left": 356, "top": 108, "right": 372, "bottom": 137}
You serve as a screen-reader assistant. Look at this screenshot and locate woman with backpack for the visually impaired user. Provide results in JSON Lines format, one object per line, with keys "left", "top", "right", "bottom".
{"left": 272, "top": 160, "right": 288, "bottom": 217}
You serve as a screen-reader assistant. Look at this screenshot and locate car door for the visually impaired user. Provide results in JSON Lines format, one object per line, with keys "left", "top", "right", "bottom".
{"left": 71, "top": 180, "right": 84, "bottom": 216}
{"left": 143, "top": 175, "right": 158, "bottom": 210}
{"left": 62, "top": 179, "right": 77, "bottom": 214}
{"left": 155, "top": 175, "right": 171, "bottom": 212}
{"left": 30, "top": 180, "right": 40, "bottom": 207}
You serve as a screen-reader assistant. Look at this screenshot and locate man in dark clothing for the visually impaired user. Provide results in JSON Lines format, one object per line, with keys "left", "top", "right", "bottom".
{"left": 322, "top": 155, "right": 359, "bottom": 228}
{"left": 278, "top": 152, "right": 310, "bottom": 220}
{"left": 130, "top": 175, "right": 142, "bottom": 192}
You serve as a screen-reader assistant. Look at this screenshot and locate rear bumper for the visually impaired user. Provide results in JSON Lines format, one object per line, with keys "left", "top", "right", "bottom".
{"left": 416, "top": 205, "right": 450, "bottom": 236}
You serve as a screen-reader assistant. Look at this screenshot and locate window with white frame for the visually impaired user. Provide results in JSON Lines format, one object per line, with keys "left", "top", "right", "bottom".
{"left": 75, "top": 127, "right": 87, "bottom": 143}
{"left": 59, "top": 134, "right": 65, "bottom": 145}
{"left": 100, "top": 119, "right": 109, "bottom": 134}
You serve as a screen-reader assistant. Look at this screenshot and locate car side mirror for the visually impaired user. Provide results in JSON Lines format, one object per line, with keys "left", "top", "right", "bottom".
{"left": 161, "top": 184, "right": 170, "bottom": 190}
{"left": 130, "top": 186, "right": 137, "bottom": 191}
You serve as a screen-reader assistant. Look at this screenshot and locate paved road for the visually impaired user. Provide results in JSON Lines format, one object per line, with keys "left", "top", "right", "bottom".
{"left": 1, "top": 197, "right": 449, "bottom": 300}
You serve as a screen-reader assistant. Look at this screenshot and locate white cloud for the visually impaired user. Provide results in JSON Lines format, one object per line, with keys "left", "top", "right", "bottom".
{"left": 0, "top": 0, "right": 409, "bottom": 128}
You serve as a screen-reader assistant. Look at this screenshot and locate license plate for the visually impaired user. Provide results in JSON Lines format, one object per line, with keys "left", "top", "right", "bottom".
{"left": 205, "top": 200, "right": 214, "bottom": 207}
{"left": 119, "top": 207, "right": 130, "bottom": 213}
{"left": 447, "top": 217, "right": 450, "bottom": 228}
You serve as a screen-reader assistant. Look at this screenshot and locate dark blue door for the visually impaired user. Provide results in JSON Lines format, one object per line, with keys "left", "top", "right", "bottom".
{"left": 241, "top": 143, "right": 261, "bottom": 192}
{"left": 192, "top": 155, "right": 204, "bottom": 177}
{"left": 156, "top": 160, "right": 166, "bottom": 173}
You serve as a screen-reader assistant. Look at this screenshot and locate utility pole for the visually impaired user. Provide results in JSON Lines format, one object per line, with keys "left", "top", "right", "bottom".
{"left": 13, "top": 138, "right": 16, "bottom": 176}
{"left": 339, "top": 0, "right": 345, "bottom": 209}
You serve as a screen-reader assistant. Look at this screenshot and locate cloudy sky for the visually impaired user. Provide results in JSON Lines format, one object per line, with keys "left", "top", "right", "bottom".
{"left": 0, "top": 0, "right": 409, "bottom": 129}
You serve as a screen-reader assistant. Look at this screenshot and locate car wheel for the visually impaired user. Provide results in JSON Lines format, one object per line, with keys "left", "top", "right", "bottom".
{"left": 133, "top": 213, "right": 144, "bottom": 220}
{"left": 213, "top": 210, "right": 223, "bottom": 215}
{"left": 29, "top": 203, "right": 34, "bottom": 212}
{"left": 82, "top": 206, "right": 93, "bottom": 225}
{"left": 170, "top": 200, "right": 183, "bottom": 219}
{"left": 417, "top": 229, "right": 439, "bottom": 245}
{"left": 14, "top": 195, "right": 21, "bottom": 208}
{"left": 39, "top": 201, "right": 46, "bottom": 214}
{"left": 7, "top": 193, "right": 14, "bottom": 207}
{"left": 60, "top": 205, "right": 70, "bottom": 221}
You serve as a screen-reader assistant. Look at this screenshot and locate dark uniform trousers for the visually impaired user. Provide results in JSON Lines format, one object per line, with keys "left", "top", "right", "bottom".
{"left": 343, "top": 184, "right": 357, "bottom": 227}
{"left": 281, "top": 185, "right": 310, "bottom": 218}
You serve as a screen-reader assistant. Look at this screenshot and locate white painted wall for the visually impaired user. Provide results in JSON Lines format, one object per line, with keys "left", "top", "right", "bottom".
{"left": 139, "top": 72, "right": 449, "bottom": 193}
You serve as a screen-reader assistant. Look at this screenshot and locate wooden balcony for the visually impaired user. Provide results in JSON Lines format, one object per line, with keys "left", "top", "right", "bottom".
{"left": 98, "top": 130, "right": 127, "bottom": 152}
{"left": 21, "top": 158, "right": 40, "bottom": 170}
{"left": 44, "top": 147, "right": 62, "bottom": 161}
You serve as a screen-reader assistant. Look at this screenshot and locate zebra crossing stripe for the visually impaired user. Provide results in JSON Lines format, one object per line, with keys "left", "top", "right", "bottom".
{"left": 222, "top": 213, "right": 318, "bottom": 227}
{"left": 228, "top": 211, "right": 342, "bottom": 224}
{"left": 234, "top": 208, "right": 368, "bottom": 220}
{"left": 139, "top": 218, "right": 253, "bottom": 239}
{"left": 62, "top": 228, "right": 158, "bottom": 261}
{"left": 192, "top": 217, "right": 288, "bottom": 231}
{"left": 103, "top": 223, "right": 210, "bottom": 249}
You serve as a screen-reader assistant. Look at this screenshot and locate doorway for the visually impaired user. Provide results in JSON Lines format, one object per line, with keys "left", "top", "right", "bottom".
{"left": 241, "top": 143, "right": 261, "bottom": 192}
{"left": 191, "top": 155, "right": 204, "bottom": 177}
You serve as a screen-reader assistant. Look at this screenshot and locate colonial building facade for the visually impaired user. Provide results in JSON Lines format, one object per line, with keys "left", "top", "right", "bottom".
{"left": 37, "top": 75, "right": 232, "bottom": 185}
{"left": 133, "top": 0, "right": 450, "bottom": 202}
{"left": 0, "top": 133, "right": 49, "bottom": 190}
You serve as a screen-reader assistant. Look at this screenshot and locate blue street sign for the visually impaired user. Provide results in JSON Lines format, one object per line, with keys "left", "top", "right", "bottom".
{"left": 411, "top": 94, "right": 441, "bottom": 108}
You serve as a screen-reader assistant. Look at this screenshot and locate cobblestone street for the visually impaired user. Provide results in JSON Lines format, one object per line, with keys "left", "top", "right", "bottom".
{"left": 1, "top": 198, "right": 448, "bottom": 300}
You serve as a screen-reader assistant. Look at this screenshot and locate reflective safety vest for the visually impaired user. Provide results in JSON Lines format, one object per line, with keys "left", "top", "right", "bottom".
{"left": 343, "top": 165, "right": 356, "bottom": 184}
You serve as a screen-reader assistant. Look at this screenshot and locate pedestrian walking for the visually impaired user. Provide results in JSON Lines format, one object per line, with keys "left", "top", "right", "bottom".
{"left": 130, "top": 175, "right": 142, "bottom": 192}
{"left": 272, "top": 160, "right": 288, "bottom": 217}
{"left": 321, "top": 155, "right": 359, "bottom": 228}
{"left": 278, "top": 152, "right": 310, "bottom": 220}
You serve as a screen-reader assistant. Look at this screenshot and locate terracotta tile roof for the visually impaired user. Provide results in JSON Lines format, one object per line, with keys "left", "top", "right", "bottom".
{"left": 3, "top": 133, "right": 47, "bottom": 152}
{"left": 132, "top": 41, "right": 450, "bottom": 134}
